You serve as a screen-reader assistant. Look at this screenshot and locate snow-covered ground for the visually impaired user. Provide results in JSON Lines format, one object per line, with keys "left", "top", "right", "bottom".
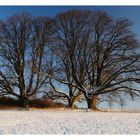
{"left": 0, "top": 109, "right": 140, "bottom": 134}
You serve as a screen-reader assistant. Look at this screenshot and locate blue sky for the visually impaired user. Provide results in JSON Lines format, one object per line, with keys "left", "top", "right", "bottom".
{"left": 0, "top": 6, "right": 140, "bottom": 110}
{"left": 0, "top": 6, "right": 140, "bottom": 39}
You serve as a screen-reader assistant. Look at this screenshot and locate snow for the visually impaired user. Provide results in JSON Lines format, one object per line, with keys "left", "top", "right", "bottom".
{"left": 0, "top": 109, "right": 140, "bottom": 134}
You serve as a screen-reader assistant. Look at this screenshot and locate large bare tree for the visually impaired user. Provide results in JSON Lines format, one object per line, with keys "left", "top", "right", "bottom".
{"left": 46, "top": 10, "right": 92, "bottom": 108}
{"left": 0, "top": 13, "right": 51, "bottom": 108}
{"left": 49, "top": 10, "right": 140, "bottom": 110}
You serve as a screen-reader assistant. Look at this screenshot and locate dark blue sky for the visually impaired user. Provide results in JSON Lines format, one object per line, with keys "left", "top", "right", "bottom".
{"left": 0, "top": 6, "right": 140, "bottom": 38}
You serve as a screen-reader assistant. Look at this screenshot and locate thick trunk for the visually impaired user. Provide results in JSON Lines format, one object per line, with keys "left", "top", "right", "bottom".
{"left": 68, "top": 93, "right": 82, "bottom": 109}
{"left": 20, "top": 96, "right": 29, "bottom": 110}
{"left": 86, "top": 95, "right": 99, "bottom": 111}
{"left": 68, "top": 98, "right": 75, "bottom": 108}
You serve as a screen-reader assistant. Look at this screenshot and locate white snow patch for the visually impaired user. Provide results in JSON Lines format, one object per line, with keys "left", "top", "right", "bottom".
{"left": 0, "top": 109, "right": 140, "bottom": 134}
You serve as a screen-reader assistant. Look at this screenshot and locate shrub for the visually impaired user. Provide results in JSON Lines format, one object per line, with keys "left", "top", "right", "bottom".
{"left": 0, "top": 96, "right": 66, "bottom": 108}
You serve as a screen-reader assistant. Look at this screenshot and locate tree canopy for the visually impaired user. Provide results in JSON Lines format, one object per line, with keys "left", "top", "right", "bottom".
{"left": 0, "top": 10, "right": 140, "bottom": 110}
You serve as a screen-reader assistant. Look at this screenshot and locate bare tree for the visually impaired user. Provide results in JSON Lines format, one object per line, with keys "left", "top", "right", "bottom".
{"left": 0, "top": 10, "right": 139, "bottom": 111}
{"left": 43, "top": 50, "right": 83, "bottom": 108}
{"left": 49, "top": 10, "right": 140, "bottom": 110}
{"left": 47, "top": 10, "right": 92, "bottom": 108}
{"left": 0, "top": 13, "right": 51, "bottom": 109}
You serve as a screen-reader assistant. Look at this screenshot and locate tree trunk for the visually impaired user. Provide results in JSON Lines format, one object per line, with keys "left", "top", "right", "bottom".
{"left": 68, "top": 93, "right": 82, "bottom": 109}
{"left": 86, "top": 95, "right": 99, "bottom": 111}
{"left": 20, "top": 96, "right": 29, "bottom": 110}
{"left": 87, "top": 99, "right": 92, "bottom": 109}
{"left": 68, "top": 98, "right": 75, "bottom": 108}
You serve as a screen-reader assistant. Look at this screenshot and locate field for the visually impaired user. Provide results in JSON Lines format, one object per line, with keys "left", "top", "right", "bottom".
{"left": 0, "top": 109, "right": 140, "bottom": 134}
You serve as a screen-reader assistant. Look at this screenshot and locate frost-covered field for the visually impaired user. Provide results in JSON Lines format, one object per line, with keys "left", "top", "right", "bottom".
{"left": 0, "top": 109, "right": 140, "bottom": 134}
